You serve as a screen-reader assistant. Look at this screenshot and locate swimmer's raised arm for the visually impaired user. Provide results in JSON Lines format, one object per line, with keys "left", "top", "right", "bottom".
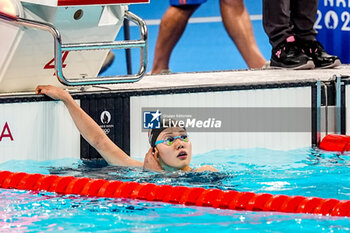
{"left": 35, "top": 85, "right": 143, "bottom": 167}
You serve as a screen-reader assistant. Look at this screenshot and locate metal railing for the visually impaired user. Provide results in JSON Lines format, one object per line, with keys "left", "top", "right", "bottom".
{"left": 0, "top": 9, "right": 147, "bottom": 86}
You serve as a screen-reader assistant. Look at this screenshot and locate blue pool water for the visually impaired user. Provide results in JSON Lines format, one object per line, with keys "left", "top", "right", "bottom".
{"left": 0, "top": 148, "right": 349, "bottom": 232}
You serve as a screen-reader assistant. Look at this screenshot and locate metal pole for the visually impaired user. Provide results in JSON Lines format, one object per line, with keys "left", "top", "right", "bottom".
{"left": 316, "top": 80, "right": 322, "bottom": 146}
{"left": 335, "top": 75, "right": 342, "bottom": 134}
{"left": 123, "top": 19, "right": 132, "bottom": 75}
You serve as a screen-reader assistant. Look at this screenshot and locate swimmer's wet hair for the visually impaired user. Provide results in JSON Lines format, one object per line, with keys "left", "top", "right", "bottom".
{"left": 148, "top": 118, "right": 185, "bottom": 147}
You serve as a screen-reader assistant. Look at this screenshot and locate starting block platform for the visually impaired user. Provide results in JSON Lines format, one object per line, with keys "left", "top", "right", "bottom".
{"left": 0, "top": 0, "right": 148, "bottom": 93}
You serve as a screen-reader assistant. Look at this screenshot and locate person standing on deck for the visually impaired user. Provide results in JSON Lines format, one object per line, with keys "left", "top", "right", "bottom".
{"left": 262, "top": 0, "right": 341, "bottom": 69}
{"left": 151, "top": 0, "right": 266, "bottom": 74}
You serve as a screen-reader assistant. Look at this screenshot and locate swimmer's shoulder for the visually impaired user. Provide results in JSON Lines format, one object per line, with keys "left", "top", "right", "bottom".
{"left": 193, "top": 165, "right": 218, "bottom": 172}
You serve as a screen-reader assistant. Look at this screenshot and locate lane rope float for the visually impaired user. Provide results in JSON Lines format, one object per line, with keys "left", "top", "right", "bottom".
{"left": 320, "top": 134, "right": 350, "bottom": 153}
{"left": 0, "top": 170, "right": 349, "bottom": 217}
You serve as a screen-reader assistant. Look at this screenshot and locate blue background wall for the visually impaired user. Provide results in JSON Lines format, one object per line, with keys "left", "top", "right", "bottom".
{"left": 102, "top": 0, "right": 346, "bottom": 76}
{"left": 102, "top": 0, "right": 269, "bottom": 75}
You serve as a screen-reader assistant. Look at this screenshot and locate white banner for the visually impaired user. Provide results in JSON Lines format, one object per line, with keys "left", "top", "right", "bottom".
{"left": 0, "top": 101, "right": 80, "bottom": 163}
{"left": 130, "top": 88, "right": 312, "bottom": 158}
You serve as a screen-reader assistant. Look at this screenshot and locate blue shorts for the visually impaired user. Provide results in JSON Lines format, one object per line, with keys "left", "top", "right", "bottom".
{"left": 170, "top": 0, "right": 207, "bottom": 6}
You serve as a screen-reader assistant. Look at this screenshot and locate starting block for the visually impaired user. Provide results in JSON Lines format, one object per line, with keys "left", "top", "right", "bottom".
{"left": 0, "top": 0, "right": 148, "bottom": 93}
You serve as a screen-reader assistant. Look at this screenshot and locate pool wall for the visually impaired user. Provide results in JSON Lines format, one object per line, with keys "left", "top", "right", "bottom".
{"left": 1, "top": 69, "right": 349, "bottom": 162}
{"left": 0, "top": 99, "right": 80, "bottom": 163}
{"left": 0, "top": 71, "right": 339, "bottom": 162}
{"left": 129, "top": 86, "right": 314, "bottom": 158}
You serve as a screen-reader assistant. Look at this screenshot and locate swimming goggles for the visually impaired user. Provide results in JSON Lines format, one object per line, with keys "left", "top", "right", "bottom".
{"left": 154, "top": 135, "right": 189, "bottom": 146}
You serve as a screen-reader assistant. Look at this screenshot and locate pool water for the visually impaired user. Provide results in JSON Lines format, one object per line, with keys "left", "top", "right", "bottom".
{"left": 0, "top": 148, "right": 349, "bottom": 232}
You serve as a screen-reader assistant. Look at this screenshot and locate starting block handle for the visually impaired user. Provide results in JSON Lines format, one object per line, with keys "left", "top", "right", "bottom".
{"left": 0, "top": 9, "right": 148, "bottom": 86}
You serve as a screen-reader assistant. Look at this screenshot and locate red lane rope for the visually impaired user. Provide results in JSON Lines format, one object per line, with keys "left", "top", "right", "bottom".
{"left": 0, "top": 170, "right": 349, "bottom": 217}
{"left": 320, "top": 134, "right": 350, "bottom": 153}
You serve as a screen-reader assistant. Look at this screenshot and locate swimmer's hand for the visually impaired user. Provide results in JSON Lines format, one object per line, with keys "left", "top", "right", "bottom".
{"left": 35, "top": 85, "right": 71, "bottom": 102}
{"left": 143, "top": 147, "right": 163, "bottom": 172}
{"left": 193, "top": 165, "right": 218, "bottom": 172}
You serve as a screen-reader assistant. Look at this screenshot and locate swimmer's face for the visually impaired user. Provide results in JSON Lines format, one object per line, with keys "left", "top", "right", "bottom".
{"left": 155, "top": 127, "right": 192, "bottom": 170}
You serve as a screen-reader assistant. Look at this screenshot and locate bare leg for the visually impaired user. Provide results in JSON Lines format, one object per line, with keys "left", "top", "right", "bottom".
{"left": 220, "top": 0, "right": 266, "bottom": 68}
{"left": 151, "top": 5, "right": 199, "bottom": 74}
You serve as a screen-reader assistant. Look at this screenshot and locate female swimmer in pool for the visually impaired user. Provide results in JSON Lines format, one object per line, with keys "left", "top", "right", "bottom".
{"left": 35, "top": 85, "right": 217, "bottom": 172}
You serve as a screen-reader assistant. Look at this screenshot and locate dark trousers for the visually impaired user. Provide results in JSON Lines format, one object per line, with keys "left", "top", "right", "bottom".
{"left": 263, "top": 0, "right": 318, "bottom": 48}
